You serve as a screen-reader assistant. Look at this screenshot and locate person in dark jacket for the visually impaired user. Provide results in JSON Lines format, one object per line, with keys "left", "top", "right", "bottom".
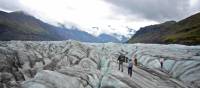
{"left": 118, "top": 54, "right": 125, "bottom": 72}
{"left": 134, "top": 57, "right": 138, "bottom": 66}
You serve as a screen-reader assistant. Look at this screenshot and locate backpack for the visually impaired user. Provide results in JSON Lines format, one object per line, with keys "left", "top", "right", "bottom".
{"left": 118, "top": 55, "right": 125, "bottom": 62}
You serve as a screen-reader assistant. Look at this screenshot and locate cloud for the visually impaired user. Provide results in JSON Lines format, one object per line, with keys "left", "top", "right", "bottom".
{"left": 0, "top": 0, "right": 160, "bottom": 37}
{"left": 105, "top": 0, "right": 200, "bottom": 22}
{"left": 2, "top": 0, "right": 199, "bottom": 37}
{"left": 0, "top": 0, "right": 22, "bottom": 11}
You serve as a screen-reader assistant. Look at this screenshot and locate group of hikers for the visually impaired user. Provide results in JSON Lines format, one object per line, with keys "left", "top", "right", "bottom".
{"left": 117, "top": 54, "right": 137, "bottom": 77}
{"left": 117, "top": 53, "right": 164, "bottom": 77}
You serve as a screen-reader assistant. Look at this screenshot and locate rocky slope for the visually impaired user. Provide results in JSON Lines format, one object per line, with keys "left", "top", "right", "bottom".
{"left": 128, "top": 21, "right": 176, "bottom": 44}
{"left": 0, "top": 41, "right": 200, "bottom": 88}
{"left": 128, "top": 12, "right": 200, "bottom": 45}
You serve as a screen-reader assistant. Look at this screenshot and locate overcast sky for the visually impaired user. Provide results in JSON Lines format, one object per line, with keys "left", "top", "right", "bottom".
{"left": 0, "top": 0, "right": 200, "bottom": 37}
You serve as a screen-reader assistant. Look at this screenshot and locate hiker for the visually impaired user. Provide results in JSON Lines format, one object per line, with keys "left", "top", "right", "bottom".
{"left": 160, "top": 58, "right": 164, "bottom": 69}
{"left": 134, "top": 56, "right": 138, "bottom": 66}
{"left": 125, "top": 56, "right": 128, "bottom": 63}
{"left": 118, "top": 54, "right": 125, "bottom": 72}
{"left": 128, "top": 59, "right": 133, "bottom": 77}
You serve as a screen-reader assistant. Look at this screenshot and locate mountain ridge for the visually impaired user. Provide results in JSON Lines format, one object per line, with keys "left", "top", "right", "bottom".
{"left": 0, "top": 10, "right": 124, "bottom": 42}
{"left": 128, "top": 12, "right": 200, "bottom": 45}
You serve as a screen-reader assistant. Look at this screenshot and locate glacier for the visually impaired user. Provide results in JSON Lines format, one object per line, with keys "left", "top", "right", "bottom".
{"left": 0, "top": 40, "right": 200, "bottom": 88}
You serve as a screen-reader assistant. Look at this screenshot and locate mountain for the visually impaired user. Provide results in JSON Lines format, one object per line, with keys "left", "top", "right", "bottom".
{"left": 97, "top": 33, "right": 120, "bottom": 43}
{"left": 128, "top": 12, "right": 200, "bottom": 45}
{"left": 110, "top": 33, "right": 129, "bottom": 43}
{"left": 109, "top": 28, "right": 136, "bottom": 43}
{"left": 0, "top": 11, "right": 63, "bottom": 40}
{"left": 164, "top": 12, "right": 200, "bottom": 45}
{"left": 56, "top": 25, "right": 102, "bottom": 42}
{"left": 0, "top": 10, "right": 122, "bottom": 43}
{"left": 90, "top": 26, "right": 135, "bottom": 43}
{"left": 128, "top": 21, "right": 176, "bottom": 43}
{"left": 96, "top": 33, "right": 132, "bottom": 43}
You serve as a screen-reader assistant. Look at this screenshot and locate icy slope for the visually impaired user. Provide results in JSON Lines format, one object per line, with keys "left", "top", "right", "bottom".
{"left": 0, "top": 41, "right": 199, "bottom": 88}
